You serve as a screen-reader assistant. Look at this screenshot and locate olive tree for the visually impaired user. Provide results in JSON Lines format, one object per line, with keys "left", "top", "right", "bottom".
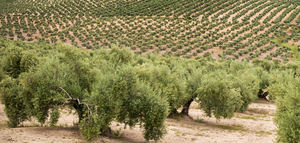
{"left": 0, "top": 44, "right": 169, "bottom": 142}
{"left": 134, "top": 63, "right": 186, "bottom": 116}
{"left": 269, "top": 71, "right": 300, "bottom": 143}
{"left": 196, "top": 71, "right": 243, "bottom": 119}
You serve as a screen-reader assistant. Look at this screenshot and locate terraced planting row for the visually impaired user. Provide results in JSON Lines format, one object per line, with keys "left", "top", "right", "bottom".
{"left": 0, "top": 0, "right": 299, "bottom": 61}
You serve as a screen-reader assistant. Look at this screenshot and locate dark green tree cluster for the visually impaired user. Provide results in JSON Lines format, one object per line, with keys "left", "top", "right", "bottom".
{"left": 0, "top": 38, "right": 300, "bottom": 142}
{"left": 252, "top": 59, "right": 300, "bottom": 143}
{"left": 0, "top": 39, "right": 169, "bottom": 141}
{"left": 268, "top": 70, "right": 300, "bottom": 143}
{"left": 183, "top": 60, "right": 260, "bottom": 119}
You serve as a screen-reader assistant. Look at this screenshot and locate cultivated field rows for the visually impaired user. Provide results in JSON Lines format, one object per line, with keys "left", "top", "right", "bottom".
{"left": 0, "top": 0, "right": 299, "bottom": 61}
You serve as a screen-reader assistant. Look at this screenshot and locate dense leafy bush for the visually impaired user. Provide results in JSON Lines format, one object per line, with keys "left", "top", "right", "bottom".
{"left": 184, "top": 61, "right": 260, "bottom": 117}
{"left": 231, "top": 69, "right": 260, "bottom": 112}
{"left": 134, "top": 63, "right": 186, "bottom": 114}
{"left": 269, "top": 72, "right": 300, "bottom": 143}
{"left": 0, "top": 77, "right": 28, "bottom": 127}
{"left": 1, "top": 38, "right": 300, "bottom": 142}
{"left": 196, "top": 71, "right": 243, "bottom": 119}
{"left": 0, "top": 41, "right": 169, "bottom": 141}
{"left": 79, "top": 66, "right": 169, "bottom": 141}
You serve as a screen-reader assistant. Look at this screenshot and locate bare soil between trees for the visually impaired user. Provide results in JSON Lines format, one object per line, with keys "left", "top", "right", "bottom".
{"left": 0, "top": 99, "right": 277, "bottom": 143}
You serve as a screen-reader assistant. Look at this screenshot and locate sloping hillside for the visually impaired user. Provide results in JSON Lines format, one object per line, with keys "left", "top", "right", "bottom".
{"left": 0, "top": 0, "right": 299, "bottom": 61}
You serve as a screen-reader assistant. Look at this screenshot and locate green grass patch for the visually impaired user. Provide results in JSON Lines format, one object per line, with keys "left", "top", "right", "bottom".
{"left": 194, "top": 133, "right": 206, "bottom": 136}
{"left": 215, "top": 124, "right": 247, "bottom": 131}
{"left": 256, "top": 131, "right": 272, "bottom": 135}
{"left": 272, "top": 38, "right": 300, "bottom": 60}
{"left": 238, "top": 115, "right": 259, "bottom": 121}
{"left": 0, "top": 121, "right": 7, "bottom": 129}
{"left": 247, "top": 108, "right": 270, "bottom": 115}
{"left": 19, "top": 123, "right": 41, "bottom": 127}
{"left": 194, "top": 118, "right": 205, "bottom": 123}
{"left": 112, "top": 129, "right": 124, "bottom": 139}
{"left": 235, "top": 113, "right": 261, "bottom": 121}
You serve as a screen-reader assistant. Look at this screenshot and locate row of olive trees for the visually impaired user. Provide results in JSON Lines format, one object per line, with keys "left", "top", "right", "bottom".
{"left": 0, "top": 40, "right": 169, "bottom": 141}
{"left": 0, "top": 38, "right": 299, "bottom": 142}
{"left": 252, "top": 59, "right": 300, "bottom": 143}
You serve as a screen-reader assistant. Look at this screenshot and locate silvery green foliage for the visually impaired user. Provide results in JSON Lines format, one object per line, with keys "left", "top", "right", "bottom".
{"left": 77, "top": 65, "right": 169, "bottom": 141}
{"left": 134, "top": 63, "right": 186, "bottom": 113}
{"left": 0, "top": 77, "right": 28, "bottom": 127}
{"left": 269, "top": 72, "right": 300, "bottom": 143}
{"left": 196, "top": 71, "right": 243, "bottom": 119}
{"left": 0, "top": 41, "right": 169, "bottom": 142}
{"left": 1, "top": 38, "right": 300, "bottom": 143}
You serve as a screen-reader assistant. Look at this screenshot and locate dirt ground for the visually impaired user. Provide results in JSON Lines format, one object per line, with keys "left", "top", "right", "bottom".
{"left": 0, "top": 100, "right": 277, "bottom": 143}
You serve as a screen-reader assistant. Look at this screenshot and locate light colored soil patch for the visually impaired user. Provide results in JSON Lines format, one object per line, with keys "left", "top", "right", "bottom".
{"left": 285, "top": 7, "right": 300, "bottom": 24}
{"left": 0, "top": 100, "right": 277, "bottom": 143}
{"left": 228, "top": 0, "right": 262, "bottom": 23}
{"left": 270, "top": 7, "right": 287, "bottom": 23}
{"left": 259, "top": 5, "right": 279, "bottom": 23}
{"left": 250, "top": 2, "right": 273, "bottom": 21}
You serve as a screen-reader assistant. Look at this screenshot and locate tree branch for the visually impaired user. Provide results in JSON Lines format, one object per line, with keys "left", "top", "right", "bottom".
{"left": 56, "top": 86, "right": 92, "bottom": 115}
